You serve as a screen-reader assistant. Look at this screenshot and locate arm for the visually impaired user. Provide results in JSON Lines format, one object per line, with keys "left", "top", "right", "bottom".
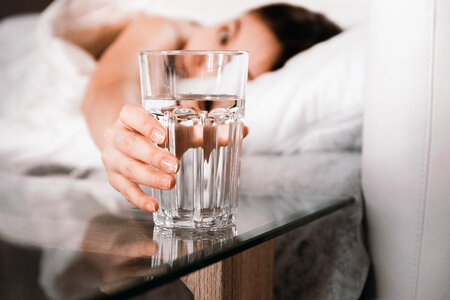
{"left": 81, "top": 15, "right": 182, "bottom": 149}
{"left": 81, "top": 15, "right": 197, "bottom": 212}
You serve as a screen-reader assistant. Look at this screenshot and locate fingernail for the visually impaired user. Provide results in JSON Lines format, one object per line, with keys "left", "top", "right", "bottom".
{"left": 161, "top": 158, "right": 178, "bottom": 173}
{"left": 146, "top": 203, "right": 155, "bottom": 212}
{"left": 158, "top": 175, "right": 172, "bottom": 189}
{"left": 150, "top": 128, "right": 165, "bottom": 144}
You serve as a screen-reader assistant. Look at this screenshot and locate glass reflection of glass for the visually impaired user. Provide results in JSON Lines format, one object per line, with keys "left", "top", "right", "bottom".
{"left": 151, "top": 226, "right": 236, "bottom": 268}
{"left": 76, "top": 215, "right": 236, "bottom": 294}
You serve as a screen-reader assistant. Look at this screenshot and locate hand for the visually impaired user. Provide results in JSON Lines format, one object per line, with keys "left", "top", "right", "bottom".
{"left": 173, "top": 121, "right": 248, "bottom": 160}
{"left": 173, "top": 19, "right": 202, "bottom": 42}
{"left": 133, "top": 15, "right": 202, "bottom": 49}
{"left": 80, "top": 215, "right": 162, "bottom": 293}
{"left": 101, "top": 104, "right": 179, "bottom": 212}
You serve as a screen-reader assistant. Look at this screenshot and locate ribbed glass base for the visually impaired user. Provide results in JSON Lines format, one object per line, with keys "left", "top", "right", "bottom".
{"left": 153, "top": 209, "right": 235, "bottom": 229}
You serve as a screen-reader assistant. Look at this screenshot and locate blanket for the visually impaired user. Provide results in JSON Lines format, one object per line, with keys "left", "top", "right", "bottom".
{"left": 0, "top": 1, "right": 368, "bottom": 299}
{"left": 0, "top": 0, "right": 365, "bottom": 168}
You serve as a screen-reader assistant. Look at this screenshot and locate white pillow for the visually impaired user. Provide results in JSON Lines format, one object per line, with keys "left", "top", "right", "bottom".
{"left": 243, "top": 27, "right": 366, "bottom": 154}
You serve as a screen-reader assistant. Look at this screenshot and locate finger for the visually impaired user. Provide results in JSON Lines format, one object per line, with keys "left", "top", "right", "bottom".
{"left": 107, "top": 149, "right": 175, "bottom": 190}
{"left": 115, "top": 239, "right": 159, "bottom": 257}
{"left": 215, "top": 124, "right": 246, "bottom": 147}
{"left": 119, "top": 103, "right": 166, "bottom": 144}
{"left": 107, "top": 172, "right": 159, "bottom": 212}
{"left": 102, "top": 255, "right": 166, "bottom": 285}
{"left": 114, "top": 128, "right": 179, "bottom": 174}
{"left": 174, "top": 124, "right": 203, "bottom": 159}
{"left": 217, "top": 124, "right": 230, "bottom": 147}
{"left": 177, "top": 100, "right": 201, "bottom": 112}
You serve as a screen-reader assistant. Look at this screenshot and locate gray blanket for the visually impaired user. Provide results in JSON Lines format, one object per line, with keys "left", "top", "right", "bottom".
{"left": 241, "top": 153, "right": 369, "bottom": 300}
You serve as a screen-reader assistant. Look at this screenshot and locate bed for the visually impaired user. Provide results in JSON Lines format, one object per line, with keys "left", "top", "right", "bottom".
{"left": 0, "top": 0, "right": 369, "bottom": 299}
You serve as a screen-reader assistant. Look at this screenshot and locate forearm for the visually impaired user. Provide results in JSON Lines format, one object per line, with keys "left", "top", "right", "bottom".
{"left": 81, "top": 81, "right": 139, "bottom": 149}
{"left": 81, "top": 15, "right": 183, "bottom": 150}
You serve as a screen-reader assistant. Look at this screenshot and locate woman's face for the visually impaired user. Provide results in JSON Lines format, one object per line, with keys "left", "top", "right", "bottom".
{"left": 183, "top": 13, "right": 282, "bottom": 80}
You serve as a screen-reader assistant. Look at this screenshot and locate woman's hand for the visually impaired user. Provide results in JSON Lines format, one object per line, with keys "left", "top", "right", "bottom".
{"left": 174, "top": 19, "right": 202, "bottom": 46}
{"left": 80, "top": 215, "right": 161, "bottom": 293}
{"left": 101, "top": 104, "right": 179, "bottom": 212}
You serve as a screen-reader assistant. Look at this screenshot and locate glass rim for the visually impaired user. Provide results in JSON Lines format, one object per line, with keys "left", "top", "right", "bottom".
{"left": 139, "top": 50, "right": 248, "bottom": 56}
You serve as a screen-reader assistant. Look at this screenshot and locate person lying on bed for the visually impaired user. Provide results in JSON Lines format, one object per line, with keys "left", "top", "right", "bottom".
{"left": 81, "top": 3, "right": 341, "bottom": 212}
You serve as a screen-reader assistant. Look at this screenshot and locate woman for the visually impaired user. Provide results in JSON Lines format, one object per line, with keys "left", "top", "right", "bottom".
{"left": 81, "top": 3, "right": 341, "bottom": 212}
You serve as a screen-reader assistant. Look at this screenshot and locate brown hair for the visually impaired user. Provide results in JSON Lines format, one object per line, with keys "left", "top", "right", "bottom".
{"left": 251, "top": 3, "right": 342, "bottom": 70}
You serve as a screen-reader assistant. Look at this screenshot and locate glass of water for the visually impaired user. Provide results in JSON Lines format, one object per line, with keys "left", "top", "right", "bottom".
{"left": 138, "top": 50, "right": 248, "bottom": 230}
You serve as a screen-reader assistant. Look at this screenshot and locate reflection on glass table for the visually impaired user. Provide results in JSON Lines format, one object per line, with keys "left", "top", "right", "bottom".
{"left": 0, "top": 192, "right": 353, "bottom": 299}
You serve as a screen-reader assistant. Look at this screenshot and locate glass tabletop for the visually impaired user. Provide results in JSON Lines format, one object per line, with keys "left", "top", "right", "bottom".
{"left": 0, "top": 191, "right": 353, "bottom": 299}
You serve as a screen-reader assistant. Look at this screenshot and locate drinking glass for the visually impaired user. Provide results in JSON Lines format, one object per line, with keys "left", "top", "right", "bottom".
{"left": 139, "top": 50, "right": 248, "bottom": 229}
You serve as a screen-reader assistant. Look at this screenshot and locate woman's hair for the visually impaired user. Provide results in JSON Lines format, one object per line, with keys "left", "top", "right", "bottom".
{"left": 250, "top": 3, "right": 342, "bottom": 70}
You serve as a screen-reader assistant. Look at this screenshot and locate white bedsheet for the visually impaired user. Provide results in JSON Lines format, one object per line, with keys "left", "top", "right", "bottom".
{"left": 0, "top": 14, "right": 100, "bottom": 168}
{"left": 0, "top": 1, "right": 365, "bottom": 169}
